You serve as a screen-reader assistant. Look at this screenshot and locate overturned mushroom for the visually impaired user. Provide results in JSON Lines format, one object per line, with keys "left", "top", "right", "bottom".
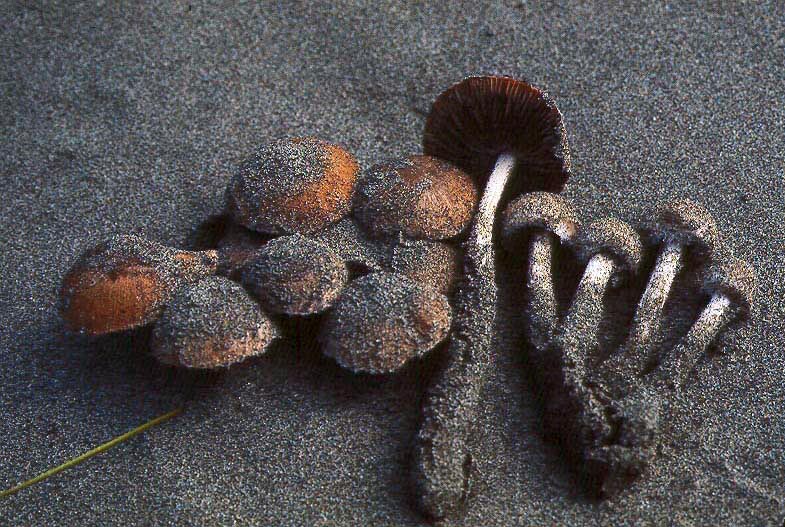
{"left": 354, "top": 155, "right": 478, "bottom": 240}
{"left": 60, "top": 235, "right": 218, "bottom": 335}
{"left": 414, "top": 76, "right": 571, "bottom": 519}
{"left": 226, "top": 137, "right": 359, "bottom": 235}
{"left": 657, "top": 257, "right": 756, "bottom": 390}
{"left": 605, "top": 199, "right": 719, "bottom": 382}
{"left": 151, "top": 276, "right": 279, "bottom": 369}
{"left": 320, "top": 272, "right": 452, "bottom": 374}
{"left": 240, "top": 234, "right": 348, "bottom": 316}
{"left": 501, "top": 192, "right": 580, "bottom": 355}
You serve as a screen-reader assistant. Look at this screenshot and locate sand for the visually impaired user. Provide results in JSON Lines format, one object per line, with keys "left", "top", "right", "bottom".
{"left": 1, "top": 1, "right": 784, "bottom": 525}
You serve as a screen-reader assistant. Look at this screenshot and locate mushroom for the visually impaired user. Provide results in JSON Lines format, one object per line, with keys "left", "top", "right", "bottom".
{"left": 557, "top": 218, "right": 643, "bottom": 372}
{"left": 225, "top": 137, "right": 359, "bottom": 235}
{"left": 501, "top": 192, "right": 580, "bottom": 355}
{"left": 541, "top": 218, "right": 643, "bottom": 458}
{"left": 606, "top": 199, "right": 719, "bottom": 380}
{"left": 353, "top": 155, "right": 478, "bottom": 240}
{"left": 657, "top": 257, "right": 756, "bottom": 390}
{"left": 151, "top": 276, "right": 279, "bottom": 369}
{"left": 413, "top": 76, "right": 571, "bottom": 518}
{"left": 386, "top": 238, "right": 462, "bottom": 296}
{"left": 319, "top": 272, "right": 452, "bottom": 374}
{"left": 307, "top": 217, "right": 387, "bottom": 277}
{"left": 59, "top": 235, "right": 218, "bottom": 335}
{"left": 240, "top": 234, "right": 348, "bottom": 316}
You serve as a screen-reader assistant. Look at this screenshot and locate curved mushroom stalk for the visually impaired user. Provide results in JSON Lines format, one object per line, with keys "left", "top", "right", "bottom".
{"left": 604, "top": 200, "right": 719, "bottom": 388}
{"left": 654, "top": 257, "right": 755, "bottom": 391}
{"left": 413, "top": 76, "right": 572, "bottom": 519}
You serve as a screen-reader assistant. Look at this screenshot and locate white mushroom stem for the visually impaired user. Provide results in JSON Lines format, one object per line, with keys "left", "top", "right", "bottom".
{"left": 618, "top": 241, "right": 683, "bottom": 375}
{"left": 558, "top": 253, "right": 617, "bottom": 374}
{"left": 525, "top": 232, "right": 559, "bottom": 354}
{"left": 474, "top": 154, "right": 517, "bottom": 256}
{"left": 658, "top": 293, "right": 734, "bottom": 391}
{"left": 413, "top": 153, "right": 516, "bottom": 519}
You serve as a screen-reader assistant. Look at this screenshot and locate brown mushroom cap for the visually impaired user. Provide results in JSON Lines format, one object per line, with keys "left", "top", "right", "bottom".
{"left": 225, "top": 137, "right": 359, "bottom": 235}
{"left": 577, "top": 218, "right": 643, "bottom": 280}
{"left": 501, "top": 191, "right": 580, "bottom": 251}
{"left": 240, "top": 234, "right": 348, "bottom": 316}
{"left": 654, "top": 199, "right": 719, "bottom": 258}
{"left": 59, "top": 235, "right": 218, "bottom": 335}
{"left": 703, "top": 257, "right": 756, "bottom": 322}
{"left": 320, "top": 272, "right": 452, "bottom": 374}
{"left": 353, "top": 155, "right": 478, "bottom": 240}
{"left": 308, "top": 218, "right": 387, "bottom": 276}
{"left": 151, "top": 276, "right": 278, "bottom": 369}
{"left": 423, "top": 75, "right": 571, "bottom": 193}
{"left": 386, "top": 239, "right": 462, "bottom": 296}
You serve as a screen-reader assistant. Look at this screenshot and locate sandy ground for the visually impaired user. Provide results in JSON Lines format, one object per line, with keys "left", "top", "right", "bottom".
{"left": 1, "top": 1, "right": 784, "bottom": 525}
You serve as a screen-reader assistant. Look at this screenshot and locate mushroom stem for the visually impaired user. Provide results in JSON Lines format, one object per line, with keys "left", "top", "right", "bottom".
{"left": 617, "top": 241, "right": 683, "bottom": 375}
{"left": 657, "top": 293, "right": 734, "bottom": 391}
{"left": 525, "top": 232, "right": 559, "bottom": 355}
{"left": 559, "top": 253, "right": 617, "bottom": 373}
{"left": 413, "top": 153, "right": 515, "bottom": 519}
{"left": 542, "top": 253, "right": 617, "bottom": 447}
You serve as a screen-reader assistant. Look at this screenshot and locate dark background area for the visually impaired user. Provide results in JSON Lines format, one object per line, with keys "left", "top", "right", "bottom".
{"left": 2, "top": 2, "right": 784, "bottom": 525}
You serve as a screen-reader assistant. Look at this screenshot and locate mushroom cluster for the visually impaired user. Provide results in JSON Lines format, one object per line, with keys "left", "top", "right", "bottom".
{"left": 57, "top": 75, "right": 756, "bottom": 521}
{"left": 60, "top": 137, "right": 479, "bottom": 373}
{"left": 501, "top": 195, "right": 757, "bottom": 498}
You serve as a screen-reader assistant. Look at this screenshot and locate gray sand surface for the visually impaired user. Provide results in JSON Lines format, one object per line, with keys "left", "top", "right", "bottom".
{"left": 2, "top": 2, "right": 784, "bottom": 525}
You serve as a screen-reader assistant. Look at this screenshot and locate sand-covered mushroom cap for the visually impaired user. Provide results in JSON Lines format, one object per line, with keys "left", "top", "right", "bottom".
{"left": 308, "top": 218, "right": 387, "bottom": 276}
{"left": 702, "top": 257, "right": 756, "bottom": 321}
{"left": 59, "top": 235, "right": 218, "bottom": 335}
{"left": 226, "top": 137, "right": 359, "bottom": 235}
{"left": 387, "top": 239, "right": 461, "bottom": 296}
{"left": 501, "top": 192, "right": 580, "bottom": 251}
{"left": 241, "top": 234, "right": 348, "bottom": 316}
{"left": 423, "top": 75, "right": 571, "bottom": 193}
{"left": 151, "top": 276, "right": 278, "bottom": 369}
{"left": 654, "top": 199, "right": 719, "bottom": 258}
{"left": 577, "top": 218, "right": 643, "bottom": 280}
{"left": 320, "top": 272, "right": 452, "bottom": 374}
{"left": 354, "top": 155, "right": 478, "bottom": 240}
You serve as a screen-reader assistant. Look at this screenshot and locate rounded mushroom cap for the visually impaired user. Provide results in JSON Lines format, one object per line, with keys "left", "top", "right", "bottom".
{"left": 577, "top": 218, "right": 643, "bottom": 280}
{"left": 225, "top": 137, "right": 359, "bottom": 235}
{"left": 702, "top": 257, "right": 756, "bottom": 321}
{"left": 308, "top": 218, "right": 387, "bottom": 276}
{"left": 353, "top": 155, "right": 478, "bottom": 240}
{"left": 59, "top": 235, "right": 218, "bottom": 335}
{"left": 320, "top": 272, "right": 452, "bottom": 374}
{"left": 387, "top": 239, "right": 462, "bottom": 295}
{"left": 501, "top": 192, "right": 580, "bottom": 251}
{"left": 423, "top": 75, "right": 571, "bottom": 193}
{"left": 241, "top": 234, "right": 348, "bottom": 316}
{"left": 151, "top": 276, "right": 278, "bottom": 369}
{"left": 654, "top": 199, "right": 719, "bottom": 258}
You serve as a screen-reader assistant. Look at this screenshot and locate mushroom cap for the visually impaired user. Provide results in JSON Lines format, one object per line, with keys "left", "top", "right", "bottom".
{"left": 151, "top": 276, "right": 278, "bottom": 369}
{"left": 241, "top": 234, "right": 348, "bottom": 316}
{"left": 423, "top": 75, "right": 571, "bottom": 193}
{"left": 308, "top": 218, "right": 387, "bottom": 276}
{"left": 353, "top": 155, "right": 478, "bottom": 240}
{"left": 702, "top": 257, "right": 756, "bottom": 321}
{"left": 320, "top": 272, "right": 452, "bottom": 374}
{"left": 501, "top": 192, "right": 580, "bottom": 251}
{"left": 577, "top": 218, "right": 643, "bottom": 279}
{"left": 225, "top": 137, "right": 359, "bottom": 235}
{"left": 386, "top": 239, "right": 462, "bottom": 296}
{"left": 654, "top": 199, "right": 719, "bottom": 258}
{"left": 59, "top": 235, "right": 218, "bottom": 335}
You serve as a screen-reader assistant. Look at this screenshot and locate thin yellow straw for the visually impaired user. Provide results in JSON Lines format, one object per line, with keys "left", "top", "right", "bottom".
{"left": 0, "top": 408, "right": 182, "bottom": 499}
